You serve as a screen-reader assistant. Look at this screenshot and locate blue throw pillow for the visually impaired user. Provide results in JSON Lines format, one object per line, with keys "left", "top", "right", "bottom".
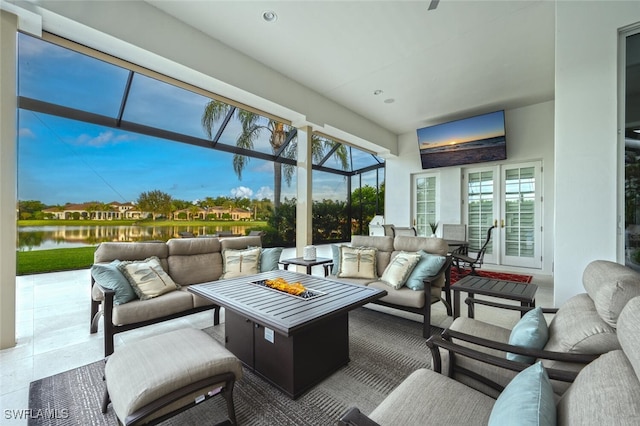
{"left": 260, "top": 247, "right": 284, "bottom": 272}
{"left": 488, "top": 362, "right": 556, "bottom": 426}
{"left": 506, "top": 307, "right": 549, "bottom": 363}
{"left": 404, "top": 250, "right": 446, "bottom": 291}
{"left": 331, "top": 244, "right": 343, "bottom": 275}
{"left": 90, "top": 260, "right": 137, "bottom": 305}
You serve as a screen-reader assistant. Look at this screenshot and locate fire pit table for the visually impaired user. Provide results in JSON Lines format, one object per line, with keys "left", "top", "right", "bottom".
{"left": 189, "top": 270, "right": 386, "bottom": 399}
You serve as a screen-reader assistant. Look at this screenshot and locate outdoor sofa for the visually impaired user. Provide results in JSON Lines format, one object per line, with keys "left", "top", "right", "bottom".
{"left": 89, "top": 235, "right": 275, "bottom": 356}
{"left": 328, "top": 234, "right": 452, "bottom": 337}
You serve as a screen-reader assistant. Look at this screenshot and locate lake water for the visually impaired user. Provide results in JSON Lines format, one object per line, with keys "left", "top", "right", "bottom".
{"left": 17, "top": 225, "right": 252, "bottom": 251}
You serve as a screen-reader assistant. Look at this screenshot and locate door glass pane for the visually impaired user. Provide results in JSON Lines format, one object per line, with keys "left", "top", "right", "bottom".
{"left": 415, "top": 176, "right": 436, "bottom": 236}
{"left": 625, "top": 32, "right": 640, "bottom": 268}
{"left": 467, "top": 171, "right": 493, "bottom": 252}
{"left": 504, "top": 166, "right": 536, "bottom": 258}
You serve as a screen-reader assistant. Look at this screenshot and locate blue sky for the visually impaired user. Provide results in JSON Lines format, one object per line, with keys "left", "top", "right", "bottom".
{"left": 16, "top": 34, "right": 379, "bottom": 206}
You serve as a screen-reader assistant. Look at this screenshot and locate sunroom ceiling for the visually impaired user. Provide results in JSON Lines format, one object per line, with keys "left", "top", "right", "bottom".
{"left": 145, "top": 0, "right": 556, "bottom": 135}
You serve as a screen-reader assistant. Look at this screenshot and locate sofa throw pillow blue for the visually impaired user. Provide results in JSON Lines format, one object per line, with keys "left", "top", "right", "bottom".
{"left": 260, "top": 247, "right": 284, "bottom": 272}
{"left": 404, "top": 250, "right": 447, "bottom": 291}
{"left": 506, "top": 307, "right": 549, "bottom": 363}
{"left": 331, "top": 244, "right": 343, "bottom": 275}
{"left": 488, "top": 362, "right": 556, "bottom": 426}
{"left": 90, "top": 260, "right": 137, "bottom": 305}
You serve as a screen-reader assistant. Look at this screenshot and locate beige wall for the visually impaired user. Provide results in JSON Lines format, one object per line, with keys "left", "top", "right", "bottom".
{"left": 0, "top": 10, "right": 17, "bottom": 349}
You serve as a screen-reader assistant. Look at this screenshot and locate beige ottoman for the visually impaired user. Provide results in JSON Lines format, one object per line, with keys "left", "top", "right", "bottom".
{"left": 102, "top": 328, "right": 243, "bottom": 425}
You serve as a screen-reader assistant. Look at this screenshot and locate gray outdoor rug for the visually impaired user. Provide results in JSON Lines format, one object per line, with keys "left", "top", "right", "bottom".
{"left": 28, "top": 308, "right": 440, "bottom": 425}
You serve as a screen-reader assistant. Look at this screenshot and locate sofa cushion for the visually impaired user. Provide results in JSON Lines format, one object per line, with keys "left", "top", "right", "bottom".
{"left": 543, "top": 293, "right": 619, "bottom": 354}
{"left": 221, "top": 247, "right": 261, "bottom": 279}
{"left": 91, "top": 260, "right": 137, "bottom": 305}
{"left": 368, "top": 281, "right": 426, "bottom": 308}
{"left": 405, "top": 250, "right": 447, "bottom": 291}
{"left": 393, "top": 235, "right": 449, "bottom": 256}
{"left": 488, "top": 362, "right": 555, "bottom": 426}
{"left": 94, "top": 241, "right": 169, "bottom": 269}
{"left": 369, "top": 368, "right": 494, "bottom": 425}
{"left": 260, "top": 247, "right": 283, "bottom": 272}
{"left": 582, "top": 260, "right": 640, "bottom": 328}
{"left": 381, "top": 252, "right": 421, "bottom": 289}
{"left": 506, "top": 307, "right": 549, "bottom": 364}
{"left": 338, "top": 246, "right": 378, "bottom": 279}
{"left": 117, "top": 256, "right": 180, "bottom": 300}
{"left": 167, "top": 237, "right": 223, "bottom": 285}
{"left": 330, "top": 244, "right": 347, "bottom": 276}
{"left": 112, "top": 290, "right": 194, "bottom": 325}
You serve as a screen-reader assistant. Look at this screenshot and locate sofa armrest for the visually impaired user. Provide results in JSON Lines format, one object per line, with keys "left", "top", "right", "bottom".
{"left": 338, "top": 407, "right": 381, "bottom": 426}
{"left": 426, "top": 330, "right": 596, "bottom": 384}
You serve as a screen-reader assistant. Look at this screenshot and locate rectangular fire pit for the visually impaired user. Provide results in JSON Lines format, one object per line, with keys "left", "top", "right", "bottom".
{"left": 189, "top": 270, "right": 386, "bottom": 398}
{"left": 250, "top": 279, "right": 326, "bottom": 300}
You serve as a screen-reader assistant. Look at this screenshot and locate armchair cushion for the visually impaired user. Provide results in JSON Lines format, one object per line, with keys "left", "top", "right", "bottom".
{"left": 117, "top": 256, "right": 180, "bottom": 300}
{"left": 221, "top": 247, "right": 261, "bottom": 279}
{"left": 338, "top": 246, "right": 378, "bottom": 279}
{"left": 404, "top": 250, "right": 447, "bottom": 291}
{"left": 91, "top": 260, "right": 137, "bottom": 305}
{"left": 259, "top": 247, "right": 283, "bottom": 272}
{"left": 380, "top": 252, "right": 421, "bottom": 289}
{"left": 488, "top": 362, "right": 555, "bottom": 426}
{"left": 506, "top": 307, "right": 549, "bottom": 364}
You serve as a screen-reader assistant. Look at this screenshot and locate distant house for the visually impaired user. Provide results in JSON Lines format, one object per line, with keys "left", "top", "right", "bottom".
{"left": 43, "top": 201, "right": 145, "bottom": 220}
{"left": 172, "top": 206, "right": 252, "bottom": 221}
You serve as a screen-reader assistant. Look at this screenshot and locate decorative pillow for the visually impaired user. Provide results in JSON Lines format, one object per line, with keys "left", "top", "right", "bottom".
{"left": 381, "top": 252, "right": 421, "bottom": 289}
{"left": 488, "top": 362, "right": 556, "bottom": 426}
{"left": 260, "top": 247, "right": 283, "bottom": 272}
{"left": 404, "top": 250, "right": 447, "bottom": 291}
{"left": 117, "top": 256, "right": 180, "bottom": 301}
{"left": 221, "top": 247, "right": 261, "bottom": 279}
{"left": 337, "top": 246, "right": 377, "bottom": 279}
{"left": 507, "top": 307, "right": 549, "bottom": 364}
{"left": 331, "top": 244, "right": 343, "bottom": 275}
{"left": 91, "top": 260, "right": 137, "bottom": 305}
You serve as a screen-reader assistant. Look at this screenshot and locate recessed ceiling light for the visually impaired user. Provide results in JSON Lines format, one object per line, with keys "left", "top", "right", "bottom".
{"left": 384, "top": 98, "right": 395, "bottom": 104}
{"left": 373, "top": 90, "right": 383, "bottom": 95}
{"left": 262, "top": 11, "right": 278, "bottom": 22}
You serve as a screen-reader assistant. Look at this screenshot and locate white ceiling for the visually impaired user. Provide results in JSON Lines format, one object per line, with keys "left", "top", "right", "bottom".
{"left": 145, "top": 0, "right": 556, "bottom": 136}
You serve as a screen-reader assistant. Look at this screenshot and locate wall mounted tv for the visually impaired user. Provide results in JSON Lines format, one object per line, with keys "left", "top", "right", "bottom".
{"left": 416, "top": 110, "right": 506, "bottom": 169}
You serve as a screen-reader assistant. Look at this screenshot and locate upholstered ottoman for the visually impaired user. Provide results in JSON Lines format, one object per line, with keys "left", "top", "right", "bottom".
{"left": 102, "top": 328, "right": 243, "bottom": 425}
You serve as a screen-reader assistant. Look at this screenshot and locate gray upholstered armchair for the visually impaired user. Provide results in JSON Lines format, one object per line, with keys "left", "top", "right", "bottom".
{"left": 338, "top": 295, "right": 640, "bottom": 426}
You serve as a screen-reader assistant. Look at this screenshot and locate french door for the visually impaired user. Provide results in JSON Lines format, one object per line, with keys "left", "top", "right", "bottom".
{"left": 464, "top": 162, "right": 542, "bottom": 269}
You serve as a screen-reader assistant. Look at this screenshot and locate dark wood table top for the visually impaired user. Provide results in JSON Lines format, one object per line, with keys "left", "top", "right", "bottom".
{"left": 452, "top": 275, "right": 538, "bottom": 302}
{"left": 189, "top": 270, "right": 386, "bottom": 336}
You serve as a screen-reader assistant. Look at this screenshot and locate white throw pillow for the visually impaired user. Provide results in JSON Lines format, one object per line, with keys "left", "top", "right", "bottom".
{"left": 381, "top": 252, "right": 421, "bottom": 289}
{"left": 221, "top": 247, "right": 261, "bottom": 279}
{"left": 337, "top": 246, "right": 377, "bottom": 279}
{"left": 117, "top": 256, "right": 180, "bottom": 300}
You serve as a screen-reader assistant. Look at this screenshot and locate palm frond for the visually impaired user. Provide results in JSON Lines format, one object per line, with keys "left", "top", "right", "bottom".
{"left": 201, "top": 100, "right": 231, "bottom": 139}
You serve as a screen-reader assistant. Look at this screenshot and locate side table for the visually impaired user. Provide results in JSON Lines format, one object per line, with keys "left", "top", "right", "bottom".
{"left": 279, "top": 257, "right": 333, "bottom": 276}
{"left": 452, "top": 275, "right": 538, "bottom": 319}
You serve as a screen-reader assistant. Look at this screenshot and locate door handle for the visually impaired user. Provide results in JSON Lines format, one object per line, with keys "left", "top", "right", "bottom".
{"left": 501, "top": 219, "right": 505, "bottom": 228}
{"left": 494, "top": 219, "right": 498, "bottom": 227}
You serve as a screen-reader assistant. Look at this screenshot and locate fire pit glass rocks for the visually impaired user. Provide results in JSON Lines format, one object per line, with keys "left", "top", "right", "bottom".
{"left": 251, "top": 278, "right": 325, "bottom": 300}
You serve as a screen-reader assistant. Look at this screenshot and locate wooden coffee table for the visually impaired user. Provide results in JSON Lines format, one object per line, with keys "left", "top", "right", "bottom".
{"left": 452, "top": 275, "right": 538, "bottom": 319}
{"left": 189, "top": 270, "right": 386, "bottom": 399}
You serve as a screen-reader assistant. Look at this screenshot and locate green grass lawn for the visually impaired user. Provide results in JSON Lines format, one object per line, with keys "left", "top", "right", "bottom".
{"left": 17, "top": 247, "right": 96, "bottom": 275}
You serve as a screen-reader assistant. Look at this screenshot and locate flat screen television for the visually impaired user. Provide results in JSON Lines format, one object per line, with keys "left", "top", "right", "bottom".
{"left": 416, "top": 110, "right": 506, "bottom": 169}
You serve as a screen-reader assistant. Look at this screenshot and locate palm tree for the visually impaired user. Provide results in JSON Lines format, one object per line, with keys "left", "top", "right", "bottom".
{"left": 202, "top": 101, "right": 349, "bottom": 208}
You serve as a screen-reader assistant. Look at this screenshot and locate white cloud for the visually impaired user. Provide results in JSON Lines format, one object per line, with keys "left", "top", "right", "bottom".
{"left": 19, "top": 128, "right": 35, "bottom": 138}
{"left": 76, "top": 131, "right": 135, "bottom": 147}
{"left": 230, "top": 186, "right": 253, "bottom": 198}
{"left": 256, "top": 186, "right": 274, "bottom": 201}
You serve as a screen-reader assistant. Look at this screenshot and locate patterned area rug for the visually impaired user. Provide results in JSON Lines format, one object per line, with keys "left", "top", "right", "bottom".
{"left": 28, "top": 308, "right": 440, "bottom": 426}
{"left": 450, "top": 268, "right": 533, "bottom": 285}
